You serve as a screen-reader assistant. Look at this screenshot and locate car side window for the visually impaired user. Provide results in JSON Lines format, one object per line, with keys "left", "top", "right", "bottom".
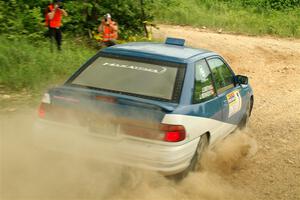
{"left": 193, "top": 59, "right": 216, "bottom": 103}
{"left": 207, "top": 58, "right": 234, "bottom": 94}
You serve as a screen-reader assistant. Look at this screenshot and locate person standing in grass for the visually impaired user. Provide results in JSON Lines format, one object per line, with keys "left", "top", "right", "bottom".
{"left": 47, "top": 0, "right": 68, "bottom": 51}
{"left": 98, "top": 13, "right": 118, "bottom": 47}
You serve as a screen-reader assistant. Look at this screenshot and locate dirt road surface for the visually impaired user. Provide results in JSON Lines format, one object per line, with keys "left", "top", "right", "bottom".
{"left": 1, "top": 25, "right": 300, "bottom": 200}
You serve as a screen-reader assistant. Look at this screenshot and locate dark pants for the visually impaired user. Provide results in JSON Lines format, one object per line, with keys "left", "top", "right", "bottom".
{"left": 49, "top": 27, "right": 62, "bottom": 51}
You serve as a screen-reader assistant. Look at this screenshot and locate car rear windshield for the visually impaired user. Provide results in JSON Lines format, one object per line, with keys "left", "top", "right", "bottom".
{"left": 70, "top": 56, "right": 185, "bottom": 101}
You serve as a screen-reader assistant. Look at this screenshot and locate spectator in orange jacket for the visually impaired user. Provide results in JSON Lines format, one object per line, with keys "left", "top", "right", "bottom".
{"left": 98, "top": 14, "right": 118, "bottom": 47}
{"left": 46, "top": 0, "right": 67, "bottom": 51}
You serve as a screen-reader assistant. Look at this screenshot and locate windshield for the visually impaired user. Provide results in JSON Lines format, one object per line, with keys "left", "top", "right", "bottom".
{"left": 71, "top": 56, "right": 183, "bottom": 101}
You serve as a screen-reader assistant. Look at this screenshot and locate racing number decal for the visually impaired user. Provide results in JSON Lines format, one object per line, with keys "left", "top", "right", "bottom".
{"left": 226, "top": 90, "right": 242, "bottom": 118}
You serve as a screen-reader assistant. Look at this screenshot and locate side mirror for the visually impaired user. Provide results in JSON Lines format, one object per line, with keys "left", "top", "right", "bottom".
{"left": 235, "top": 75, "right": 248, "bottom": 85}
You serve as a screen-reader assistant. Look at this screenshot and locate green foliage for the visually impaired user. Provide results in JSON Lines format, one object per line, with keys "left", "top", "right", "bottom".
{"left": 1, "top": 0, "right": 299, "bottom": 40}
{"left": 61, "top": 0, "right": 156, "bottom": 39}
{"left": 0, "top": 0, "right": 46, "bottom": 41}
{"left": 215, "top": 0, "right": 300, "bottom": 10}
{"left": 0, "top": 0, "right": 155, "bottom": 40}
{"left": 0, "top": 37, "right": 95, "bottom": 91}
{"left": 155, "top": 0, "right": 300, "bottom": 38}
{"left": 243, "top": 0, "right": 300, "bottom": 10}
{"left": 0, "top": 1, "right": 159, "bottom": 91}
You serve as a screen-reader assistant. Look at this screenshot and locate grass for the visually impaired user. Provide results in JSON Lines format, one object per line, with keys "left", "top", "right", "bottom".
{"left": 154, "top": 0, "right": 300, "bottom": 38}
{"left": 0, "top": 37, "right": 96, "bottom": 92}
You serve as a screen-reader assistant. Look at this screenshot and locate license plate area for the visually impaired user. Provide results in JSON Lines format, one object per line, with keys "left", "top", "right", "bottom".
{"left": 88, "top": 119, "right": 119, "bottom": 137}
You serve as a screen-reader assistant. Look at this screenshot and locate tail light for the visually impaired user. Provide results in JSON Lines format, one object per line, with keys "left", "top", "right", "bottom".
{"left": 38, "top": 104, "right": 46, "bottom": 118}
{"left": 38, "top": 93, "right": 51, "bottom": 118}
{"left": 160, "top": 124, "right": 186, "bottom": 142}
{"left": 95, "top": 95, "right": 116, "bottom": 103}
{"left": 123, "top": 123, "right": 186, "bottom": 142}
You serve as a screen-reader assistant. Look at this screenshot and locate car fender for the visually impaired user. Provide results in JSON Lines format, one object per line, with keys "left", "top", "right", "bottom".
{"left": 161, "top": 114, "right": 225, "bottom": 144}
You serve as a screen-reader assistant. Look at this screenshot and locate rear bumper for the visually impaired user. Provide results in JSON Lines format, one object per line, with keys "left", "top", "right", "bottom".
{"left": 33, "top": 119, "right": 199, "bottom": 175}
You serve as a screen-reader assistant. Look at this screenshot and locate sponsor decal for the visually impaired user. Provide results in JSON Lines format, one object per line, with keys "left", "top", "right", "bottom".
{"left": 200, "top": 85, "right": 215, "bottom": 99}
{"left": 226, "top": 90, "right": 242, "bottom": 118}
{"left": 102, "top": 62, "right": 167, "bottom": 74}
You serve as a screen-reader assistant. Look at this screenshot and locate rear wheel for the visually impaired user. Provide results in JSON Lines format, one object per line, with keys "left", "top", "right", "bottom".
{"left": 190, "top": 134, "right": 209, "bottom": 171}
{"left": 167, "top": 134, "right": 209, "bottom": 181}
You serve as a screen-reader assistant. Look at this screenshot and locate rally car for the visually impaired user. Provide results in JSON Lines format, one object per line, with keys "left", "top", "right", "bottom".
{"left": 35, "top": 38, "right": 253, "bottom": 178}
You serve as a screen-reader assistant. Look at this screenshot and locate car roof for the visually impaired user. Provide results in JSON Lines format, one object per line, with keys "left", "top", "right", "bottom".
{"left": 101, "top": 42, "right": 214, "bottom": 63}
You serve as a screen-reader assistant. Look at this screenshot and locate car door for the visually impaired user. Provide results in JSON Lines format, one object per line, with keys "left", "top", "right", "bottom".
{"left": 206, "top": 56, "right": 243, "bottom": 135}
{"left": 190, "top": 59, "right": 225, "bottom": 144}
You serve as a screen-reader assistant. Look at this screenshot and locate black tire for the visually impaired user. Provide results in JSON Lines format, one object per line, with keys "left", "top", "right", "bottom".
{"left": 189, "top": 134, "right": 209, "bottom": 172}
{"left": 239, "top": 98, "right": 253, "bottom": 129}
{"left": 167, "top": 134, "right": 209, "bottom": 181}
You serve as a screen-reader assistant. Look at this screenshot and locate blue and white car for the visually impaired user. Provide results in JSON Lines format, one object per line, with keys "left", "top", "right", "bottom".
{"left": 36, "top": 38, "right": 253, "bottom": 178}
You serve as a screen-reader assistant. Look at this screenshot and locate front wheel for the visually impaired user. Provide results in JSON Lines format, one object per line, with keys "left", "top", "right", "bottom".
{"left": 239, "top": 98, "right": 253, "bottom": 129}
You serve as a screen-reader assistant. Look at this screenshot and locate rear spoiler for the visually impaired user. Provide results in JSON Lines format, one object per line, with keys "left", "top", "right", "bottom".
{"left": 50, "top": 86, "right": 178, "bottom": 112}
{"left": 117, "top": 97, "right": 177, "bottom": 112}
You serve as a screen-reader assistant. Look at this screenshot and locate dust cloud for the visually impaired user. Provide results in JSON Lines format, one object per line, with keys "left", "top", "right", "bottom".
{"left": 201, "top": 130, "right": 257, "bottom": 174}
{"left": 0, "top": 109, "right": 257, "bottom": 200}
